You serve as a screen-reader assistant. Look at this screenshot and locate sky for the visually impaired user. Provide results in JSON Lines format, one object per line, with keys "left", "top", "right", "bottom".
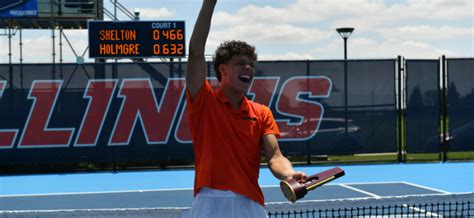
{"left": 0, "top": 0, "right": 473, "bottom": 63}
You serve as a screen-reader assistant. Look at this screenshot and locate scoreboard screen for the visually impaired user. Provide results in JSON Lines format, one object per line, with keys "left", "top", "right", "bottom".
{"left": 88, "top": 21, "right": 185, "bottom": 58}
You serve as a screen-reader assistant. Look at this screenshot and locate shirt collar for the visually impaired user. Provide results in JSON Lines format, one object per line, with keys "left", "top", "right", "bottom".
{"left": 216, "top": 88, "right": 250, "bottom": 113}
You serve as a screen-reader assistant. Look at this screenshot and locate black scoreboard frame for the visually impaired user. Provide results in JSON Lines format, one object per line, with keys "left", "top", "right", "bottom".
{"left": 88, "top": 20, "right": 186, "bottom": 58}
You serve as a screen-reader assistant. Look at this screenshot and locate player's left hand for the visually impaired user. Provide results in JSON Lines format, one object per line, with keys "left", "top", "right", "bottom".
{"left": 290, "top": 171, "right": 308, "bottom": 183}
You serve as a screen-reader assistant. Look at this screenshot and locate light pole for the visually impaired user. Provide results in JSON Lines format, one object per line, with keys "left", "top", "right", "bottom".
{"left": 336, "top": 27, "right": 354, "bottom": 137}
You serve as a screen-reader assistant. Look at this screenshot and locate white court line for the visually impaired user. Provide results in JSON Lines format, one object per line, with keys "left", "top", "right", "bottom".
{"left": 403, "top": 204, "right": 441, "bottom": 217}
{"left": 0, "top": 187, "right": 194, "bottom": 198}
{"left": 260, "top": 184, "right": 339, "bottom": 188}
{"left": 338, "top": 183, "right": 445, "bottom": 217}
{"left": 338, "top": 181, "right": 409, "bottom": 185}
{"left": 261, "top": 181, "right": 406, "bottom": 188}
{"left": 401, "top": 181, "right": 451, "bottom": 194}
{"left": 0, "top": 181, "right": 447, "bottom": 198}
{"left": 337, "top": 181, "right": 450, "bottom": 194}
{"left": 338, "top": 184, "right": 382, "bottom": 198}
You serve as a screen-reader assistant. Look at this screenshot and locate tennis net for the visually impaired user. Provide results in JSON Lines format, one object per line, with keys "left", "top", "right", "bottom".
{"left": 266, "top": 192, "right": 473, "bottom": 217}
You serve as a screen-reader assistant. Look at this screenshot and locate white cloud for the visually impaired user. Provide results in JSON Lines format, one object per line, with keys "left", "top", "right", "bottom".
{"left": 299, "top": 36, "right": 457, "bottom": 60}
{"left": 138, "top": 7, "right": 176, "bottom": 19}
{"left": 210, "top": 23, "right": 331, "bottom": 44}
{"left": 209, "top": 0, "right": 473, "bottom": 59}
{"left": 397, "top": 0, "right": 474, "bottom": 20}
{"left": 1, "top": 30, "right": 90, "bottom": 63}
{"left": 259, "top": 52, "right": 316, "bottom": 61}
{"left": 2, "top": 0, "right": 473, "bottom": 63}
{"left": 348, "top": 37, "right": 455, "bottom": 59}
{"left": 214, "top": 0, "right": 473, "bottom": 27}
{"left": 377, "top": 25, "right": 474, "bottom": 42}
{"left": 15, "top": 36, "right": 54, "bottom": 62}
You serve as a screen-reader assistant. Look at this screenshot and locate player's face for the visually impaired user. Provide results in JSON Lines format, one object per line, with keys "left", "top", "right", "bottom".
{"left": 220, "top": 55, "right": 256, "bottom": 94}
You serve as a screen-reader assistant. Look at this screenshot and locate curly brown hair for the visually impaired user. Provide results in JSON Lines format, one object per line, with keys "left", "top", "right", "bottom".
{"left": 213, "top": 40, "right": 257, "bottom": 81}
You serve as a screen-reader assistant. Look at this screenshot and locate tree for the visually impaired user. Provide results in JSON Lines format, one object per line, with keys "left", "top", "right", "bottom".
{"left": 408, "top": 86, "right": 424, "bottom": 109}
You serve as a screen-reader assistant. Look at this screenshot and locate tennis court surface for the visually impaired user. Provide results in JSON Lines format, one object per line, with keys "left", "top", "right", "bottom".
{"left": 1, "top": 163, "right": 473, "bottom": 217}
{"left": 1, "top": 181, "right": 473, "bottom": 217}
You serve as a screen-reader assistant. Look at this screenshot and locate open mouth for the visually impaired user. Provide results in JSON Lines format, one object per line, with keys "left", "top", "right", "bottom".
{"left": 239, "top": 75, "right": 251, "bottom": 83}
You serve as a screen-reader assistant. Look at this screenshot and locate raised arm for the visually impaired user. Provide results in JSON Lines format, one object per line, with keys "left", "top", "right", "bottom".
{"left": 186, "top": 0, "right": 217, "bottom": 100}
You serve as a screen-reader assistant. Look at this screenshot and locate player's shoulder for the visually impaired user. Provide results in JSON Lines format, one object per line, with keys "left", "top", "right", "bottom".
{"left": 248, "top": 100, "right": 271, "bottom": 114}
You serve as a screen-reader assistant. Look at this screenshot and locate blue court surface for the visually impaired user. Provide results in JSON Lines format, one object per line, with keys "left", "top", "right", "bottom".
{"left": 0, "top": 162, "right": 473, "bottom": 211}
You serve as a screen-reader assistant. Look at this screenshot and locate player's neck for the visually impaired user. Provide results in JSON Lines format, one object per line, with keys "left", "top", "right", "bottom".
{"left": 220, "top": 87, "right": 245, "bottom": 110}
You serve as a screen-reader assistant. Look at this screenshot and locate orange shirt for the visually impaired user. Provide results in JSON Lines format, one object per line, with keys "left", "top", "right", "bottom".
{"left": 186, "top": 80, "right": 280, "bottom": 206}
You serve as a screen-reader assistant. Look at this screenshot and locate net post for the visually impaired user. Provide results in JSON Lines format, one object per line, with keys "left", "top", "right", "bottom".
{"left": 397, "top": 55, "right": 405, "bottom": 162}
{"left": 440, "top": 55, "right": 448, "bottom": 162}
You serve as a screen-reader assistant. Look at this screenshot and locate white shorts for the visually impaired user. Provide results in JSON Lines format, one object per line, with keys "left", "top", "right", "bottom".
{"left": 182, "top": 187, "right": 267, "bottom": 218}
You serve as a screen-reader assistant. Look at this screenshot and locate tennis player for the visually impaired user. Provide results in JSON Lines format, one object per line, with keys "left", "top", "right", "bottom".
{"left": 184, "top": 0, "right": 307, "bottom": 217}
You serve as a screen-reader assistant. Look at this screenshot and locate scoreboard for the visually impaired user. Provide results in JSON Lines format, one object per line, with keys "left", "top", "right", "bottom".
{"left": 88, "top": 21, "right": 185, "bottom": 58}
